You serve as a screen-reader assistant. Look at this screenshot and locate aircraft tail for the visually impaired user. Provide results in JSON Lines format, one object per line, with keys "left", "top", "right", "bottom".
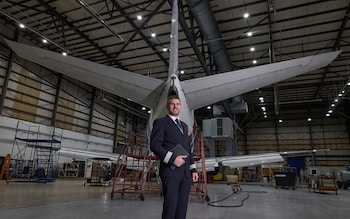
{"left": 167, "top": 0, "right": 179, "bottom": 79}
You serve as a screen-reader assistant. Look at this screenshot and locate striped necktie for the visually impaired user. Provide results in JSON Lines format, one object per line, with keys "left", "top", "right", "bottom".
{"left": 175, "top": 119, "right": 183, "bottom": 133}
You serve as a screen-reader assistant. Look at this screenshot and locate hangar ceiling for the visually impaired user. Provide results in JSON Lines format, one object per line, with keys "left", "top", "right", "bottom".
{"left": 1, "top": 0, "right": 350, "bottom": 127}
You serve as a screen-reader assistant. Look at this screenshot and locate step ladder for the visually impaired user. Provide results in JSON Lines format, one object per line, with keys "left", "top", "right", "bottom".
{"left": 0, "top": 154, "right": 11, "bottom": 179}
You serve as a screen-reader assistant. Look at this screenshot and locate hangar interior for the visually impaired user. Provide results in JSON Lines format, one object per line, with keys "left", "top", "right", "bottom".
{"left": 0, "top": 0, "right": 350, "bottom": 217}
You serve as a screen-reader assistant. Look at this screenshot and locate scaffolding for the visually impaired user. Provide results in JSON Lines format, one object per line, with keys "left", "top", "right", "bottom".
{"left": 7, "top": 121, "right": 62, "bottom": 183}
{"left": 111, "top": 129, "right": 209, "bottom": 202}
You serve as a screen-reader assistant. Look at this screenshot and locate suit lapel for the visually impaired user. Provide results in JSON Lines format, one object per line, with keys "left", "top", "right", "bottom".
{"left": 166, "top": 115, "right": 184, "bottom": 135}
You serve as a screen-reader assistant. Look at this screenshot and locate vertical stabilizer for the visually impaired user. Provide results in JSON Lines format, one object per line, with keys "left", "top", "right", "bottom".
{"left": 168, "top": 0, "right": 179, "bottom": 79}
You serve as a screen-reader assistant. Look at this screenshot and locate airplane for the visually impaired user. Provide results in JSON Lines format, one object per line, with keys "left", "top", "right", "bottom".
{"left": 4, "top": 0, "right": 340, "bottom": 172}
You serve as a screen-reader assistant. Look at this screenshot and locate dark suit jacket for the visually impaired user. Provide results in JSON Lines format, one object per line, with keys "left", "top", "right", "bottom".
{"left": 150, "top": 115, "right": 195, "bottom": 178}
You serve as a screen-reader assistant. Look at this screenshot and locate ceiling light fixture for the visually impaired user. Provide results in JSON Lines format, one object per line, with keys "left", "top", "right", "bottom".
{"left": 137, "top": 15, "right": 142, "bottom": 20}
{"left": 261, "top": 106, "right": 268, "bottom": 119}
{"left": 252, "top": 60, "right": 257, "bottom": 64}
{"left": 243, "top": 13, "right": 249, "bottom": 18}
{"left": 247, "top": 32, "right": 253, "bottom": 37}
{"left": 250, "top": 47, "right": 255, "bottom": 52}
{"left": 151, "top": 33, "right": 156, "bottom": 38}
{"left": 0, "top": 7, "right": 69, "bottom": 54}
{"left": 326, "top": 78, "right": 350, "bottom": 117}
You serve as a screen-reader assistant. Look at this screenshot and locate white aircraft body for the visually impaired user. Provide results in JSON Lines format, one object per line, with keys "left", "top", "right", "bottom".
{"left": 5, "top": 0, "right": 339, "bottom": 171}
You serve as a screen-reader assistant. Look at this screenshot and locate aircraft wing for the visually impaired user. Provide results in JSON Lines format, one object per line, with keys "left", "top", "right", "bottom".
{"left": 181, "top": 51, "right": 341, "bottom": 110}
{"left": 203, "top": 149, "right": 330, "bottom": 171}
{"left": 4, "top": 39, "right": 164, "bottom": 109}
{"left": 60, "top": 147, "right": 329, "bottom": 172}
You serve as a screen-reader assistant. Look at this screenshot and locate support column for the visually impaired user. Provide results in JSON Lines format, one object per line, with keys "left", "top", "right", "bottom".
{"left": 51, "top": 74, "right": 62, "bottom": 126}
{"left": 0, "top": 30, "right": 19, "bottom": 115}
{"left": 208, "top": 138, "right": 216, "bottom": 157}
{"left": 87, "top": 87, "right": 96, "bottom": 135}
{"left": 0, "top": 52, "right": 14, "bottom": 115}
{"left": 225, "top": 138, "right": 233, "bottom": 156}
{"left": 343, "top": 100, "right": 350, "bottom": 147}
{"left": 113, "top": 107, "right": 119, "bottom": 153}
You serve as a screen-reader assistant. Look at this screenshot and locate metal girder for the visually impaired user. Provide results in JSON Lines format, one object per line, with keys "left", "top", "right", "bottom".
{"left": 312, "top": 1, "right": 350, "bottom": 100}
{"left": 110, "top": 0, "right": 169, "bottom": 68}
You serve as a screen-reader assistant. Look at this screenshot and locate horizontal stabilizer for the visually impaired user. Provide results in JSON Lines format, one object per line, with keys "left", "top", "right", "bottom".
{"left": 182, "top": 51, "right": 341, "bottom": 110}
{"left": 4, "top": 39, "right": 164, "bottom": 109}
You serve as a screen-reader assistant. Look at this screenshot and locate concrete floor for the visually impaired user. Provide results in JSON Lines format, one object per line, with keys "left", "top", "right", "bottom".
{"left": 0, "top": 178, "right": 349, "bottom": 219}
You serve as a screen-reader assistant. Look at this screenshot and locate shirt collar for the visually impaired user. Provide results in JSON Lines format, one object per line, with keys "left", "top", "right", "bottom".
{"left": 168, "top": 114, "right": 179, "bottom": 122}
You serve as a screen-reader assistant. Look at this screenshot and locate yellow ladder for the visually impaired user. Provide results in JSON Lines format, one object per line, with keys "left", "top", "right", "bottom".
{"left": 0, "top": 154, "right": 11, "bottom": 180}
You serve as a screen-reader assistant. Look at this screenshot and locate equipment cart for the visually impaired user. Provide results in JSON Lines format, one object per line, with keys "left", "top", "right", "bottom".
{"left": 309, "top": 175, "right": 337, "bottom": 195}
{"left": 274, "top": 172, "right": 296, "bottom": 189}
{"left": 84, "top": 158, "right": 113, "bottom": 186}
{"left": 336, "top": 166, "right": 350, "bottom": 189}
{"left": 274, "top": 167, "right": 297, "bottom": 189}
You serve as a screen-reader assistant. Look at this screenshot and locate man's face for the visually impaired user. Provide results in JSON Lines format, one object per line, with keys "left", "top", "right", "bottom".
{"left": 167, "top": 98, "right": 181, "bottom": 116}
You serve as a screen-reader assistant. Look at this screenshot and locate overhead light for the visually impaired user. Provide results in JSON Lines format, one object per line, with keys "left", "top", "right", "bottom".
{"left": 137, "top": 15, "right": 142, "bottom": 20}
{"left": 243, "top": 13, "right": 249, "bottom": 18}
{"left": 250, "top": 47, "right": 255, "bottom": 52}
{"left": 179, "top": 70, "right": 185, "bottom": 74}
{"left": 142, "top": 107, "right": 146, "bottom": 110}
{"left": 252, "top": 60, "right": 257, "bottom": 64}
{"left": 328, "top": 110, "right": 333, "bottom": 113}
{"left": 162, "top": 48, "right": 168, "bottom": 52}
{"left": 259, "top": 97, "right": 264, "bottom": 102}
{"left": 151, "top": 33, "right": 156, "bottom": 38}
{"left": 42, "top": 39, "right": 48, "bottom": 43}
{"left": 247, "top": 32, "right": 253, "bottom": 37}
{"left": 207, "top": 106, "right": 211, "bottom": 110}
{"left": 62, "top": 52, "right": 67, "bottom": 56}
{"left": 326, "top": 79, "right": 350, "bottom": 115}
{"left": 2, "top": 5, "right": 69, "bottom": 55}
{"left": 278, "top": 119, "right": 283, "bottom": 123}
{"left": 307, "top": 118, "right": 312, "bottom": 122}
{"left": 326, "top": 113, "right": 331, "bottom": 117}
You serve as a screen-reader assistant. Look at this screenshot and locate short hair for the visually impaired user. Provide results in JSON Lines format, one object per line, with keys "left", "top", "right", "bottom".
{"left": 167, "top": 95, "right": 180, "bottom": 104}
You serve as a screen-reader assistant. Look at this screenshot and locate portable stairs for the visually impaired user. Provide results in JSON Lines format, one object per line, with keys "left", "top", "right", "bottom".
{"left": 190, "top": 129, "right": 210, "bottom": 202}
{"left": 6, "top": 121, "right": 62, "bottom": 183}
{"left": 111, "top": 131, "right": 161, "bottom": 201}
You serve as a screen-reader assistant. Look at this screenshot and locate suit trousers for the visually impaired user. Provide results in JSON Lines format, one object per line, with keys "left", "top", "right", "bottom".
{"left": 161, "top": 176, "right": 191, "bottom": 219}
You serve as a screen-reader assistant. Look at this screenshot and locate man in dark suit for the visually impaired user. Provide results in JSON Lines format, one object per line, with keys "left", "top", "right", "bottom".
{"left": 151, "top": 96, "right": 199, "bottom": 219}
